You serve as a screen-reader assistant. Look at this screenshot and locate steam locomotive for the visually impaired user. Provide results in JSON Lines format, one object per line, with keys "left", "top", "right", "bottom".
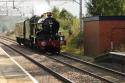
{"left": 15, "top": 13, "right": 66, "bottom": 54}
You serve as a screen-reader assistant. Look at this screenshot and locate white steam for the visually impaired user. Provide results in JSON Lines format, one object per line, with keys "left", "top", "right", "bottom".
{"left": 33, "top": 0, "right": 51, "bottom": 16}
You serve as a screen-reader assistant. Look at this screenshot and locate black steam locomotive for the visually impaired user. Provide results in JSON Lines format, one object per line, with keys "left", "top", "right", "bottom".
{"left": 15, "top": 13, "right": 66, "bottom": 54}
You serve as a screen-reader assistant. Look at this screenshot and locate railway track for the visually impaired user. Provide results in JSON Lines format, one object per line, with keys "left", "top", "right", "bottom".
{"left": 0, "top": 37, "right": 109, "bottom": 83}
{"left": 1, "top": 45, "right": 63, "bottom": 83}
{"left": 60, "top": 53, "right": 125, "bottom": 76}
{"left": 0, "top": 38, "right": 73, "bottom": 83}
{"left": 0, "top": 36, "right": 125, "bottom": 83}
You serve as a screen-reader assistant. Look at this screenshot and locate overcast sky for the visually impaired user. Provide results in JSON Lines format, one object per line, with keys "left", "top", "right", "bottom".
{"left": 34, "top": 0, "right": 87, "bottom": 17}
{"left": 0, "top": 0, "right": 87, "bottom": 17}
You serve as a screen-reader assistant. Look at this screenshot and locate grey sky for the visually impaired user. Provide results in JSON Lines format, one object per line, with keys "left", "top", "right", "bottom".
{"left": 0, "top": 0, "right": 87, "bottom": 17}
{"left": 49, "top": 0, "right": 87, "bottom": 17}
{"left": 31, "top": 0, "right": 87, "bottom": 17}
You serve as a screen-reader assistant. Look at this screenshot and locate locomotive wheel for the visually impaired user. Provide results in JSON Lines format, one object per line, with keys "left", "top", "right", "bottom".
{"left": 52, "top": 47, "right": 60, "bottom": 55}
{"left": 56, "top": 51, "right": 60, "bottom": 55}
{"left": 29, "top": 41, "right": 34, "bottom": 49}
{"left": 42, "top": 49, "right": 47, "bottom": 54}
{"left": 18, "top": 39, "right": 21, "bottom": 45}
{"left": 57, "top": 48, "right": 61, "bottom": 55}
{"left": 18, "top": 40, "right": 21, "bottom": 45}
{"left": 40, "top": 46, "right": 47, "bottom": 54}
{"left": 19, "top": 42, "right": 21, "bottom": 45}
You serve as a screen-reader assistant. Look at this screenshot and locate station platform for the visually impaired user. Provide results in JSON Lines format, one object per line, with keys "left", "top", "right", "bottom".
{"left": 0, "top": 47, "right": 35, "bottom": 83}
{"left": 95, "top": 52, "right": 125, "bottom": 63}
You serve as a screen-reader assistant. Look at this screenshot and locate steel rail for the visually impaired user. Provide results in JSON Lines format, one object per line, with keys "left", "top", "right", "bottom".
{"left": 0, "top": 37, "right": 112, "bottom": 83}
{"left": 60, "top": 53, "right": 125, "bottom": 77}
{"left": 1, "top": 36, "right": 125, "bottom": 83}
{"left": 1, "top": 36, "right": 125, "bottom": 76}
{"left": 0, "top": 41, "right": 73, "bottom": 83}
{"left": 46, "top": 55, "right": 114, "bottom": 83}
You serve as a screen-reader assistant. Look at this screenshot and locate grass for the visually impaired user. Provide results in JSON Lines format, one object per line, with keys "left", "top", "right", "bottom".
{"left": 62, "top": 43, "right": 84, "bottom": 56}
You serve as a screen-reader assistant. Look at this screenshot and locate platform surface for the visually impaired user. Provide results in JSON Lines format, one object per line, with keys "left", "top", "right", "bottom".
{"left": 95, "top": 51, "right": 125, "bottom": 62}
{"left": 110, "top": 52, "right": 125, "bottom": 56}
{"left": 0, "top": 47, "right": 34, "bottom": 83}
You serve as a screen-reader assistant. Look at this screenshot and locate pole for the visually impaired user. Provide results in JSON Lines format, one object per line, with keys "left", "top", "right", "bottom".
{"left": 31, "top": 1, "right": 34, "bottom": 16}
{"left": 79, "top": 0, "right": 82, "bottom": 32}
{"left": 73, "top": 0, "right": 83, "bottom": 32}
{"left": 72, "top": 0, "right": 83, "bottom": 55}
{"left": 79, "top": 0, "right": 83, "bottom": 55}
{"left": 6, "top": 0, "right": 8, "bottom": 16}
{"left": 13, "top": 0, "right": 15, "bottom": 9}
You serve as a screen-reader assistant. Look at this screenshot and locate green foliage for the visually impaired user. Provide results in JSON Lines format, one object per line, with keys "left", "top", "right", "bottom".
{"left": 52, "top": 7, "right": 60, "bottom": 18}
{"left": 59, "top": 9, "right": 74, "bottom": 20}
{"left": 64, "top": 31, "right": 83, "bottom": 55}
{"left": 52, "top": 7, "right": 80, "bottom": 54}
{"left": 52, "top": 7, "right": 78, "bottom": 35}
{"left": 67, "top": 31, "right": 82, "bottom": 47}
{"left": 59, "top": 8, "right": 74, "bottom": 32}
{"left": 86, "top": 0, "right": 125, "bottom": 16}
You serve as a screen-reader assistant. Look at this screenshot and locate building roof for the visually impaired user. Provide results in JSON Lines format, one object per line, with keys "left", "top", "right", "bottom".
{"left": 84, "top": 16, "right": 125, "bottom": 22}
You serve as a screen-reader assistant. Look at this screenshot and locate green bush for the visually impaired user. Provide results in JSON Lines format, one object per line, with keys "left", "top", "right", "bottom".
{"left": 69, "top": 32, "right": 84, "bottom": 48}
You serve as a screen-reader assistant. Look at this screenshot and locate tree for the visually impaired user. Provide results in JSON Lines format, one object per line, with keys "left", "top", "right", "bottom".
{"left": 52, "top": 7, "right": 81, "bottom": 51}
{"left": 86, "top": 0, "right": 125, "bottom": 16}
{"left": 52, "top": 7, "right": 76, "bottom": 35}
{"left": 52, "top": 7, "right": 60, "bottom": 18}
{"left": 59, "top": 8, "right": 74, "bottom": 20}
{"left": 59, "top": 9, "right": 74, "bottom": 32}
